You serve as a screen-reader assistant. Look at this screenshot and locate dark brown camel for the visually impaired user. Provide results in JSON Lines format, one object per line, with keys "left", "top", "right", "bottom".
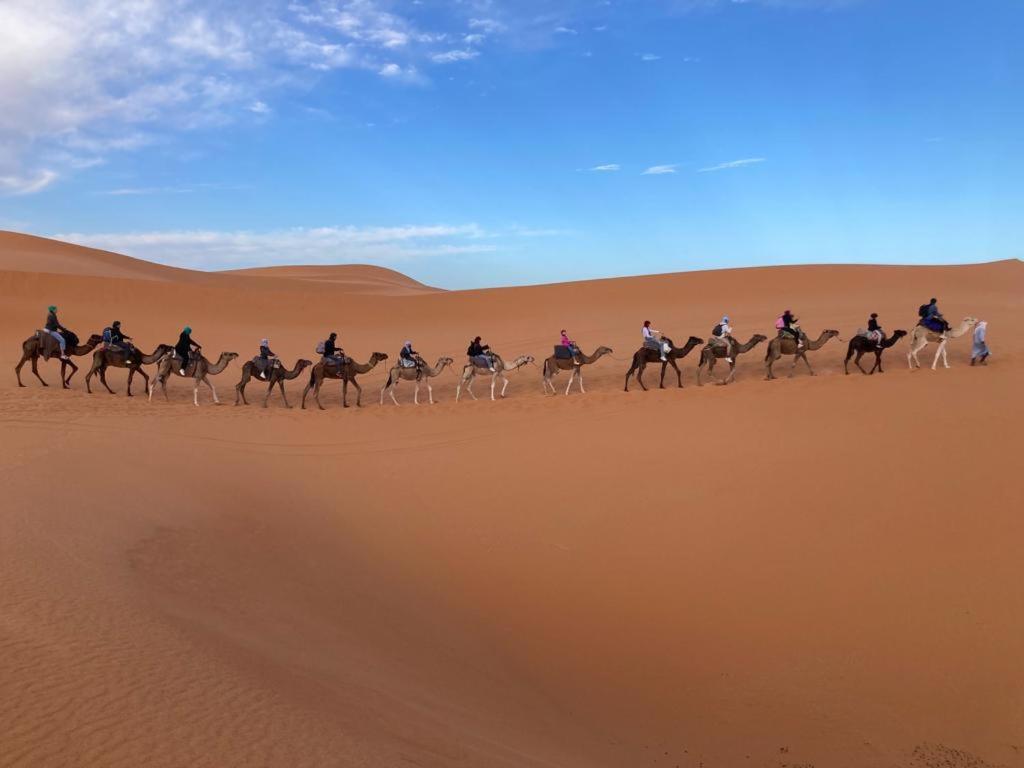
{"left": 235, "top": 358, "right": 313, "bottom": 407}
{"left": 696, "top": 334, "right": 768, "bottom": 386}
{"left": 301, "top": 352, "right": 389, "bottom": 410}
{"left": 542, "top": 346, "right": 613, "bottom": 395}
{"left": 624, "top": 336, "right": 704, "bottom": 391}
{"left": 148, "top": 351, "right": 240, "bottom": 406}
{"left": 15, "top": 331, "right": 103, "bottom": 389}
{"left": 844, "top": 330, "right": 907, "bottom": 375}
{"left": 764, "top": 329, "right": 840, "bottom": 380}
{"left": 85, "top": 344, "right": 174, "bottom": 396}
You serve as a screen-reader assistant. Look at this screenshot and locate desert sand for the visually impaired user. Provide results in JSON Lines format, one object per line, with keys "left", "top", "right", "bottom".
{"left": 1, "top": 230, "right": 1021, "bottom": 768}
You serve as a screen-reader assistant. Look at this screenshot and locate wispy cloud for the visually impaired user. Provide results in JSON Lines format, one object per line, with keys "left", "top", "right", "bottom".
{"left": 0, "top": 170, "right": 59, "bottom": 196}
{"left": 431, "top": 49, "right": 480, "bottom": 63}
{"left": 639, "top": 53, "right": 661, "bottom": 61}
{"left": 51, "top": 224, "right": 497, "bottom": 270}
{"left": 642, "top": 164, "right": 678, "bottom": 175}
{"left": 590, "top": 164, "right": 621, "bottom": 172}
{"left": 697, "top": 157, "right": 766, "bottom": 172}
{"left": 555, "top": 26, "right": 578, "bottom": 34}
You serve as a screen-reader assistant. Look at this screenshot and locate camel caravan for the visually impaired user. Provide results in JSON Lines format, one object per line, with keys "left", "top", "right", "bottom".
{"left": 14, "top": 301, "right": 987, "bottom": 407}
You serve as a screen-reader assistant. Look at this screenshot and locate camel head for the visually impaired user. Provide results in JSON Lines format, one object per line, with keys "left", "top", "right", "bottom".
{"left": 224, "top": 352, "right": 240, "bottom": 362}
{"left": 297, "top": 358, "right": 313, "bottom": 370}
{"left": 751, "top": 334, "right": 768, "bottom": 344}
{"left": 891, "top": 330, "right": 908, "bottom": 341}
{"left": 86, "top": 334, "right": 105, "bottom": 346}
{"left": 439, "top": 356, "right": 455, "bottom": 367}
{"left": 685, "top": 336, "right": 704, "bottom": 347}
{"left": 824, "top": 330, "right": 840, "bottom": 339}
{"left": 371, "top": 352, "right": 389, "bottom": 363}
{"left": 595, "top": 346, "right": 613, "bottom": 355}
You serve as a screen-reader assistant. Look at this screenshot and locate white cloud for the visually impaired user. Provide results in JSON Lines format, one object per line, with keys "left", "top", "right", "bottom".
{"left": 589, "top": 164, "right": 620, "bottom": 172}
{"left": 697, "top": 157, "right": 766, "bottom": 172}
{"left": 0, "top": 170, "right": 59, "bottom": 195}
{"left": 247, "top": 100, "right": 272, "bottom": 115}
{"left": 51, "top": 224, "right": 496, "bottom": 270}
{"left": 642, "top": 164, "right": 678, "bottom": 175}
{"left": 555, "top": 26, "right": 578, "bottom": 34}
{"left": 431, "top": 49, "right": 480, "bottom": 64}
{"left": 639, "top": 53, "right": 661, "bottom": 61}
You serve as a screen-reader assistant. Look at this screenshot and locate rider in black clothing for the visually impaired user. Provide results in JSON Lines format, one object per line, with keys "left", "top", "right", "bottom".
{"left": 467, "top": 337, "right": 494, "bottom": 371}
{"left": 323, "top": 332, "right": 344, "bottom": 366}
{"left": 867, "top": 313, "right": 883, "bottom": 347}
{"left": 175, "top": 327, "right": 201, "bottom": 375}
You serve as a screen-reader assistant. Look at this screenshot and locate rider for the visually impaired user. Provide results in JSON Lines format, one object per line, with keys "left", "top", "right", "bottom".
{"left": 323, "top": 332, "right": 344, "bottom": 367}
{"left": 642, "top": 321, "right": 670, "bottom": 362}
{"left": 778, "top": 310, "right": 803, "bottom": 349}
{"left": 710, "top": 316, "right": 734, "bottom": 364}
{"left": 866, "top": 313, "right": 884, "bottom": 348}
{"left": 257, "top": 338, "right": 277, "bottom": 379}
{"left": 399, "top": 340, "right": 423, "bottom": 370}
{"left": 108, "top": 321, "right": 136, "bottom": 358}
{"left": 467, "top": 336, "right": 495, "bottom": 372}
{"left": 44, "top": 305, "right": 70, "bottom": 360}
{"left": 560, "top": 329, "right": 583, "bottom": 366}
{"left": 174, "top": 326, "right": 201, "bottom": 375}
{"left": 919, "top": 298, "right": 951, "bottom": 335}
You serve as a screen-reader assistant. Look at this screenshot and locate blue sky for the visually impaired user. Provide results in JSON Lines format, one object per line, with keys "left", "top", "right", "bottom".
{"left": 1, "top": 0, "right": 1021, "bottom": 288}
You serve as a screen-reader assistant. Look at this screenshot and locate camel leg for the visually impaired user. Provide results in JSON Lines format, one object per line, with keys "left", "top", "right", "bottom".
{"left": 62, "top": 359, "right": 78, "bottom": 388}
{"left": 99, "top": 366, "right": 116, "bottom": 394}
{"left": 500, "top": 373, "right": 510, "bottom": 398}
{"left": 426, "top": 381, "right": 434, "bottom": 405}
{"left": 855, "top": 352, "right": 868, "bottom": 375}
{"left": 352, "top": 379, "right": 363, "bottom": 407}
{"left": 27, "top": 354, "right": 48, "bottom": 387}
{"left": 236, "top": 371, "right": 251, "bottom": 405}
{"left": 400, "top": 382, "right": 408, "bottom": 406}
{"left": 931, "top": 341, "right": 944, "bottom": 370}
{"left": 564, "top": 368, "right": 575, "bottom": 396}
{"left": 941, "top": 342, "right": 950, "bottom": 369}
{"left": 341, "top": 379, "right": 348, "bottom": 408}
{"left": 15, "top": 354, "right": 30, "bottom": 387}
{"left": 802, "top": 353, "right": 815, "bottom": 376}
{"left": 672, "top": 359, "right": 683, "bottom": 388}
{"left": 490, "top": 374, "right": 497, "bottom": 401}
{"left": 637, "top": 363, "right": 648, "bottom": 391}
{"left": 578, "top": 368, "right": 585, "bottom": 394}
{"left": 314, "top": 380, "right": 326, "bottom": 410}
{"left": 207, "top": 377, "right": 219, "bottom": 404}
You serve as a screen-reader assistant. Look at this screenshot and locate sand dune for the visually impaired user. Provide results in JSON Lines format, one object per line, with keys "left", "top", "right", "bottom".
{"left": 224, "top": 264, "right": 439, "bottom": 295}
{"left": 1, "top": 234, "right": 1021, "bottom": 768}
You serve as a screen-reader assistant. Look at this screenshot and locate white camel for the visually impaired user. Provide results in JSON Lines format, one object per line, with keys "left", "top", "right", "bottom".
{"left": 907, "top": 316, "right": 978, "bottom": 370}
{"left": 379, "top": 356, "right": 454, "bottom": 406}
{"left": 456, "top": 353, "right": 534, "bottom": 401}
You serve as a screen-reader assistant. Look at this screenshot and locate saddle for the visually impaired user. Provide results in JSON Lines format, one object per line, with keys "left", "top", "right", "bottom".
{"left": 553, "top": 346, "right": 573, "bottom": 360}
{"left": 324, "top": 354, "right": 347, "bottom": 370}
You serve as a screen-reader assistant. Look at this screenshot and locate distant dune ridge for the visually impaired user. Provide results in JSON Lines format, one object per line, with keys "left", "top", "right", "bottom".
{"left": 1, "top": 230, "right": 1022, "bottom": 768}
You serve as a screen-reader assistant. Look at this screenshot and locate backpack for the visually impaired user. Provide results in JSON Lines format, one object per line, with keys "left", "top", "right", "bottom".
{"left": 775, "top": 316, "right": 785, "bottom": 330}
{"left": 102, "top": 327, "right": 113, "bottom": 343}
{"left": 918, "top": 304, "right": 930, "bottom": 318}
{"left": 315, "top": 340, "right": 326, "bottom": 355}
{"left": 712, "top": 323, "right": 723, "bottom": 337}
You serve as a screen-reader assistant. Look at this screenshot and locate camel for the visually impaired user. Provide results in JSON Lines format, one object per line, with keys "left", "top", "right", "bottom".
{"left": 380, "top": 356, "right": 455, "bottom": 406}
{"left": 15, "top": 331, "right": 103, "bottom": 389}
{"left": 235, "top": 358, "right": 313, "bottom": 408}
{"left": 623, "top": 336, "right": 704, "bottom": 391}
{"left": 696, "top": 334, "right": 768, "bottom": 386}
{"left": 85, "top": 344, "right": 174, "bottom": 396}
{"left": 541, "top": 346, "right": 613, "bottom": 395}
{"left": 148, "top": 351, "right": 240, "bottom": 406}
{"left": 764, "top": 329, "right": 840, "bottom": 380}
{"left": 844, "top": 330, "right": 907, "bottom": 375}
{"left": 301, "top": 353, "right": 389, "bottom": 410}
{"left": 906, "top": 317, "right": 978, "bottom": 370}
{"left": 456, "top": 353, "right": 535, "bottom": 401}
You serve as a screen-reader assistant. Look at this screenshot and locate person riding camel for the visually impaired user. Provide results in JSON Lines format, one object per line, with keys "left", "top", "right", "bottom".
{"left": 560, "top": 329, "right": 583, "bottom": 366}
{"left": 44, "top": 305, "right": 70, "bottom": 360}
{"left": 642, "top": 321, "right": 671, "bottom": 362}
{"left": 710, "top": 316, "right": 734, "bottom": 363}
{"left": 106, "top": 320, "right": 136, "bottom": 358}
{"left": 174, "top": 326, "right": 202, "bottom": 375}
{"left": 777, "top": 310, "right": 803, "bottom": 349}
{"left": 918, "top": 298, "right": 951, "bottom": 336}
{"left": 399, "top": 340, "right": 423, "bottom": 370}
{"left": 467, "top": 336, "right": 495, "bottom": 372}
{"left": 322, "top": 332, "right": 344, "bottom": 367}
{"left": 866, "top": 313, "right": 884, "bottom": 348}
{"left": 257, "top": 338, "right": 277, "bottom": 379}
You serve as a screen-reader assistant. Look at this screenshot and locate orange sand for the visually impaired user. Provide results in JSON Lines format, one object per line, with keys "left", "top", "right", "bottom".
{"left": 1, "top": 231, "right": 1021, "bottom": 768}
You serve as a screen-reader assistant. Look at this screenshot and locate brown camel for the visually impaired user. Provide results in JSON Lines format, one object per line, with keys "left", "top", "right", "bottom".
{"left": 301, "top": 352, "right": 389, "bottom": 410}
{"left": 456, "top": 353, "right": 535, "bottom": 401}
{"left": 696, "top": 334, "right": 768, "bottom": 386}
{"left": 624, "top": 336, "right": 704, "bottom": 391}
{"left": 844, "top": 330, "right": 907, "bottom": 375}
{"left": 148, "top": 351, "right": 240, "bottom": 406}
{"left": 235, "top": 358, "right": 313, "bottom": 408}
{"left": 764, "top": 329, "right": 839, "bottom": 379}
{"left": 85, "top": 344, "right": 174, "bottom": 396}
{"left": 380, "top": 356, "right": 455, "bottom": 406}
{"left": 15, "top": 330, "right": 103, "bottom": 389}
{"left": 906, "top": 316, "right": 978, "bottom": 370}
{"left": 541, "top": 346, "right": 613, "bottom": 395}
